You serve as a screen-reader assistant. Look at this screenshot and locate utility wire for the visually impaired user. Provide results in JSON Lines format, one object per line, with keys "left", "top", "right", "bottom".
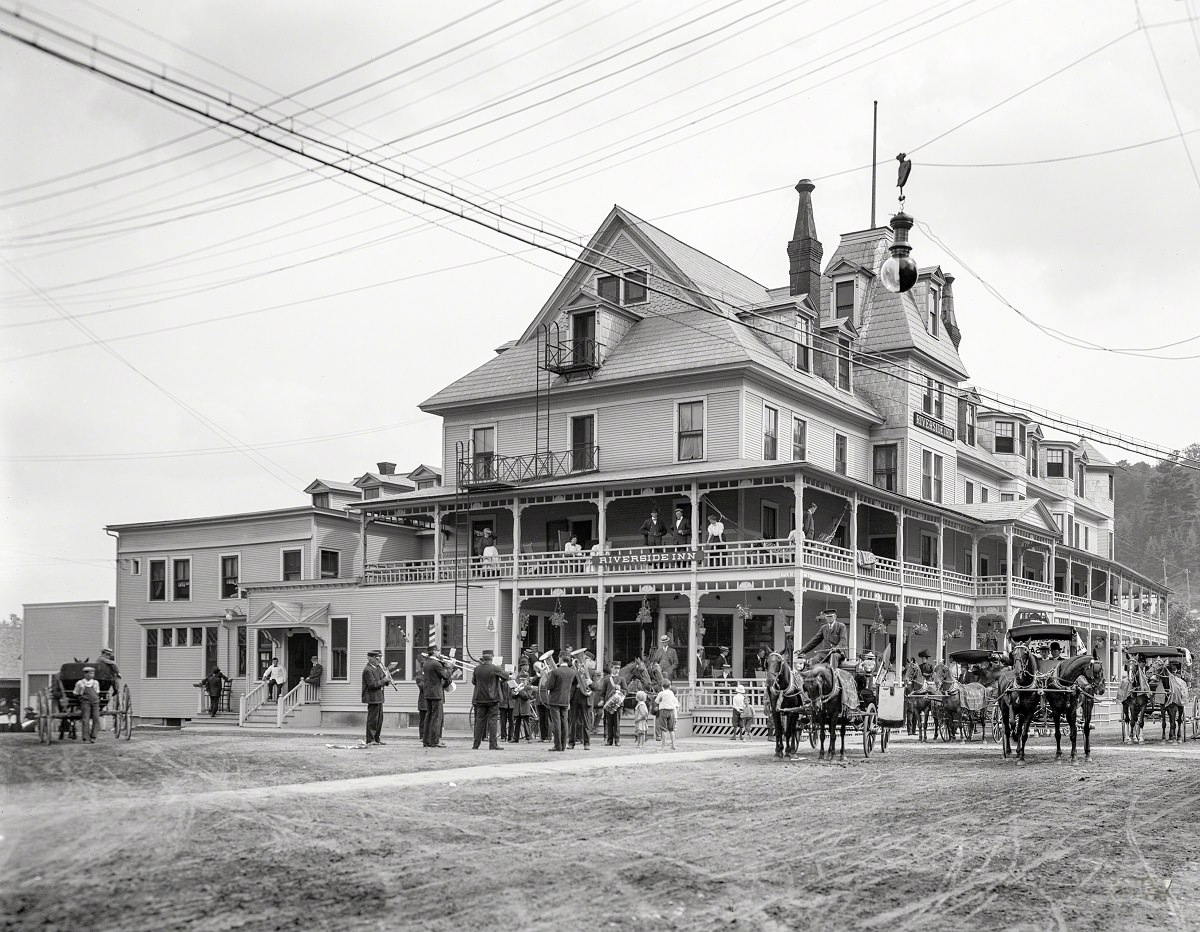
{"left": 1133, "top": 0, "right": 1200, "bottom": 195}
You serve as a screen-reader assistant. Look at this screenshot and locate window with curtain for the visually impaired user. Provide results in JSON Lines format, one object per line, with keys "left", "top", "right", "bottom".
{"left": 331, "top": 618, "right": 348, "bottom": 680}
{"left": 677, "top": 401, "right": 704, "bottom": 461}
{"left": 149, "top": 559, "right": 166, "bottom": 601}
{"left": 220, "top": 555, "right": 239, "bottom": 598}
{"left": 835, "top": 434, "right": 847, "bottom": 475}
{"left": 792, "top": 417, "right": 807, "bottom": 460}
{"left": 795, "top": 318, "right": 810, "bottom": 371}
{"left": 763, "top": 405, "right": 778, "bottom": 460}
{"left": 172, "top": 559, "right": 190, "bottom": 600}
{"left": 411, "top": 615, "right": 435, "bottom": 679}
{"left": 145, "top": 629, "right": 158, "bottom": 678}
{"left": 384, "top": 615, "right": 407, "bottom": 678}
{"left": 922, "top": 450, "right": 943, "bottom": 503}
{"left": 872, "top": 444, "right": 897, "bottom": 491}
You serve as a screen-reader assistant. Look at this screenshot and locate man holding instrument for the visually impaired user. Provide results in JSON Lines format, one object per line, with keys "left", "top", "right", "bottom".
{"left": 471, "top": 650, "right": 507, "bottom": 751}
{"left": 421, "top": 647, "right": 453, "bottom": 748}
{"left": 361, "top": 650, "right": 389, "bottom": 747}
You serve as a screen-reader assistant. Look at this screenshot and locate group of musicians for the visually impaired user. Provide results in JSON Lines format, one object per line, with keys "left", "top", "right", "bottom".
{"left": 359, "top": 609, "right": 867, "bottom": 748}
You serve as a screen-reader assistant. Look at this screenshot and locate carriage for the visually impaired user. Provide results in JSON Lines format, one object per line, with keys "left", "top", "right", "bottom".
{"left": 1121, "top": 645, "right": 1191, "bottom": 743}
{"left": 33, "top": 661, "right": 133, "bottom": 744}
{"left": 944, "top": 649, "right": 1003, "bottom": 742}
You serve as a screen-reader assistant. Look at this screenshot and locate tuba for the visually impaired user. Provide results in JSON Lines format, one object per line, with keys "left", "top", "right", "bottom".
{"left": 571, "top": 648, "right": 594, "bottom": 697}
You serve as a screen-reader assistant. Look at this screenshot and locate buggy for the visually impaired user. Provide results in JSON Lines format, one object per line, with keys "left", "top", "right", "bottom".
{"left": 1121, "top": 645, "right": 1190, "bottom": 743}
{"left": 34, "top": 660, "right": 132, "bottom": 743}
{"left": 946, "top": 648, "right": 1003, "bottom": 742}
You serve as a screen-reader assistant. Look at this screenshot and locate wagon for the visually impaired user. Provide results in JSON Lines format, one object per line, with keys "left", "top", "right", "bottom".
{"left": 1122, "top": 645, "right": 1191, "bottom": 743}
{"left": 1006, "top": 623, "right": 1088, "bottom": 736}
{"left": 947, "top": 649, "right": 1003, "bottom": 742}
{"left": 34, "top": 661, "right": 132, "bottom": 744}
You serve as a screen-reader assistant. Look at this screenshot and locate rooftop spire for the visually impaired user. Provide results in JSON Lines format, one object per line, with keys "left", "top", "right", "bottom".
{"left": 788, "top": 179, "right": 822, "bottom": 299}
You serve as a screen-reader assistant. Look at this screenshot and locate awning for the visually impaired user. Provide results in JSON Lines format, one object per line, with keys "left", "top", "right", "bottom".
{"left": 251, "top": 601, "right": 332, "bottom": 644}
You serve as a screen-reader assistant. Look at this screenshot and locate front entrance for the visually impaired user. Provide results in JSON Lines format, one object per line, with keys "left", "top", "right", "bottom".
{"left": 287, "top": 632, "right": 318, "bottom": 693}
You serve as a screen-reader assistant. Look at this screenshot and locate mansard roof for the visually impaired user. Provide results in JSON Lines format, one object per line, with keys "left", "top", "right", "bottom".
{"left": 819, "top": 229, "right": 969, "bottom": 381}
{"left": 1078, "top": 440, "right": 1116, "bottom": 467}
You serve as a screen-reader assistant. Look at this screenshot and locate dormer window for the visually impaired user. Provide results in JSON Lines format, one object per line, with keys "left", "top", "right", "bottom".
{"left": 795, "top": 317, "right": 811, "bottom": 372}
{"left": 597, "top": 270, "right": 647, "bottom": 306}
{"left": 313, "top": 492, "right": 330, "bottom": 509}
{"left": 927, "top": 285, "right": 940, "bottom": 338}
{"left": 995, "top": 421, "right": 1015, "bottom": 454}
{"left": 958, "top": 400, "right": 976, "bottom": 446}
{"left": 835, "top": 280, "right": 854, "bottom": 321}
{"left": 1046, "top": 449, "right": 1065, "bottom": 477}
{"left": 837, "top": 337, "right": 851, "bottom": 391}
{"left": 1027, "top": 438, "right": 1039, "bottom": 477}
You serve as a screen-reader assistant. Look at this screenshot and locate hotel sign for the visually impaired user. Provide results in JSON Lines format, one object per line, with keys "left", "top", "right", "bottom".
{"left": 913, "top": 411, "right": 955, "bottom": 442}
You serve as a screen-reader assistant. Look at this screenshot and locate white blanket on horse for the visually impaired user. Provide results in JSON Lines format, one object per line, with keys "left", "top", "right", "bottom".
{"left": 959, "top": 682, "right": 986, "bottom": 713}
{"left": 1167, "top": 674, "right": 1189, "bottom": 707}
{"left": 836, "top": 669, "right": 859, "bottom": 713}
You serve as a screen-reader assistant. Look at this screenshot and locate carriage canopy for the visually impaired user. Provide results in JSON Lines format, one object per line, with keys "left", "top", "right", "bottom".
{"left": 1007, "top": 623, "right": 1080, "bottom": 644}
{"left": 1123, "top": 645, "right": 1188, "bottom": 661}
{"left": 948, "top": 649, "right": 996, "bottom": 665}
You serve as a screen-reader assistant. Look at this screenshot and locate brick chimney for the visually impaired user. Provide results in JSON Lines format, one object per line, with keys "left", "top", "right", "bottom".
{"left": 787, "top": 179, "right": 823, "bottom": 299}
{"left": 376, "top": 462, "right": 396, "bottom": 476}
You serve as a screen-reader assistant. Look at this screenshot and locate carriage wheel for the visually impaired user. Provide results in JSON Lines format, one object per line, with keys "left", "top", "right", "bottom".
{"left": 1120, "top": 712, "right": 1128, "bottom": 744}
{"left": 808, "top": 719, "right": 817, "bottom": 748}
{"left": 35, "top": 691, "right": 49, "bottom": 744}
{"left": 963, "top": 715, "right": 976, "bottom": 742}
{"left": 880, "top": 726, "right": 890, "bottom": 753}
{"left": 117, "top": 684, "right": 133, "bottom": 740}
{"left": 862, "top": 706, "right": 876, "bottom": 758}
{"left": 990, "top": 705, "right": 1002, "bottom": 743}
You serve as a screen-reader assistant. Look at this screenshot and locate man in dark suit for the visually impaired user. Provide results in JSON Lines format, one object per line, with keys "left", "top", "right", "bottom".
{"left": 797, "top": 610, "right": 848, "bottom": 669}
{"left": 568, "top": 653, "right": 592, "bottom": 750}
{"left": 471, "top": 650, "right": 508, "bottom": 751}
{"left": 542, "top": 653, "right": 576, "bottom": 751}
{"left": 599, "top": 662, "right": 626, "bottom": 746}
{"left": 649, "top": 634, "right": 679, "bottom": 681}
{"left": 304, "top": 657, "right": 323, "bottom": 693}
{"left": 361, "top": 650, "right": 389, "bottom": 746}
{"left": 695, "top": 648, "right": 712, "bottom": 679}
{"left": 640, "top": 508, "right": 667, "bottom": 547}
{"left": 670, "top": 507, "right": 690, "bottom": 544}
{"left": 420, "top": 648, "right": 452, "bottom": 748}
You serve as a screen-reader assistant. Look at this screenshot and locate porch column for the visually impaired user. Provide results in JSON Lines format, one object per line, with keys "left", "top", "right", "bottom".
{"left": 969, "top": 614, "right": 977, "bottom": 649}
{"left": 433, "top": 504, "right": 441, "bottom": 576}
{"left": 688, "top": 578, "right": 698, "bottom": 685}
{"left": 793, "top": 471, "right": 805, "bottom": 633}
{"left": 592, "top": 590, "right": 605, "bottom": 667}
{"left": 1004, "top": 527, "right": 1014, "bottom": 631}
{"left": 937, "top": 516, "right": 945, "bottom": 588}
{"left": 850, "top": 491, "right": 859, "bottom": 555}
{"left": 1066, "top": 553, "right": 1073, "bottom": 600}
{"left": 935, "top": 608, "right": 944, "bottom": 660}
{"left": 690, "top": 480, "right": 699, "bottom": 548}
{"left": 896, "top": 605, "right": 906, "bottom": 667}
{"left": 512, "top": 500, "right": 522, "bottom": 577}
{"left": 848, "top": 591, "right": 858, "bottom": 659}
{"left": 358, "top": 511, "right": 367, "bottom": 579}
{"left": 597, "top": 489, "right": 607, "bottom": 549}
{"left": 512, "top": 595, "right": 523, "bottom": 667}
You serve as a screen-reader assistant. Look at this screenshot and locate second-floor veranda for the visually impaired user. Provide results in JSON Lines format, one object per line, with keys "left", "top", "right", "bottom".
{"left": 354, "top": 460, "right": 1169, "bottom": 629}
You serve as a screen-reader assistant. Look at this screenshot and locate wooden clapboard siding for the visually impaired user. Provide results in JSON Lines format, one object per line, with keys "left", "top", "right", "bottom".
{"left": 314, "top": 516, "right": 361, "bottom": 578}
{"left": 21, "top": 601, "right": 109, "bottom": 676}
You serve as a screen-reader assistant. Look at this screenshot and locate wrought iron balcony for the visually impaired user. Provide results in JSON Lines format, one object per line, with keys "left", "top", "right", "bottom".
{"left": 543, "top": 337, "right": 603, "bottom": 378}
{"left": 457, "top": 445, "right": 600, "bottom": 488}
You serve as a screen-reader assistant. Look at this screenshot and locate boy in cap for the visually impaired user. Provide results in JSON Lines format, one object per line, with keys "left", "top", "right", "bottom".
{"left": 731, "top": 683, "right": 747, "bottom": 741}
{"left": 361, "top": 650, "right": 389, "bottom": 746}
{"left": 655, "top": 680, "right": 679, "bottom": 751}
{"left": 73, "top": 666, "right": 102, "bottom": 743}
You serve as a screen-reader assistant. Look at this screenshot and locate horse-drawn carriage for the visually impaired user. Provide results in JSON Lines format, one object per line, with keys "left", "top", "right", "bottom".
{"left": 996, "top": 623, "right": 1105, "bottom": 764}
{"left": 765, "top": 651, "right": 894, "bottom": 760}
{"left": 33, "top": 660, "right": 132, "bottom": 744}
{"left": 1120, "top": 645, "right": 1190, "bottom": 744}
{"left": 940, "top": 649, "right": 1003, "bottom": 742}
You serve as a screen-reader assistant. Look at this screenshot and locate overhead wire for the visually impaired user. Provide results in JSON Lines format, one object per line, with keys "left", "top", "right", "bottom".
{"left": 4, "top": 9, "right": 1197, "bottom": 473}
{"left": 1132, "top": 0, "right": 1200, "bottom": 195}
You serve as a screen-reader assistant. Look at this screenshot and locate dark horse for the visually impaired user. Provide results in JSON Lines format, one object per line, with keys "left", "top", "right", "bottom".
{"left": 1042, "top": 650, "right": 1107, "bottom": 763}
{"left": 1151, "top": 660, "right": 1187, "bottom": 743}
{"left": 799, "top": 662, "right": 847, "bottom": 761}
{"left": 903, "top": 659, "right": 933, "bottom": 742}
{"left": 1120, "top": 660, "right": 1153, "bottom": 744}
{"left": 765, "top": 652, "right": 804, "bottom": 758}
{"left": 932, "top": 662, "right": 963, "bottom": 742}
{"left": 999, "top": 643, "right": 1040, "bottom": 764}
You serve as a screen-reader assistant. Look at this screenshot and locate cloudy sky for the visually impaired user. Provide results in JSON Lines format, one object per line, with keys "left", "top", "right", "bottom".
{"left": 2, "top": 0, "right": 1198, "bottom": 614}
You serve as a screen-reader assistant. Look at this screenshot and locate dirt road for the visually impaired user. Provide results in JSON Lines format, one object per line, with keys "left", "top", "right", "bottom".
{"left": 2, "top": 728, "right": 1197, "bottom": 931}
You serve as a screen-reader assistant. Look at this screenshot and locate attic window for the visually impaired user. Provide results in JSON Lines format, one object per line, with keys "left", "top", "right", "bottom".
{"left": 995, "top": 421, "right": 1015, "bottom": 454}
{"left": 597, "top": 270, "right": 647, "bottom": 306}
{"left": 927, "top": 286, "right": 940, "bottom": 338}
{"left": 795, "top": 317, "right": 811, "bottom": 372}
{"left": 835, "top": 280, "right": 854, "bottom": 320}
{"left": 837, "top": 337, "right": 851, "bottom": 391}
{"left": 313, "top": 492, "right": 330, "bottom": 509}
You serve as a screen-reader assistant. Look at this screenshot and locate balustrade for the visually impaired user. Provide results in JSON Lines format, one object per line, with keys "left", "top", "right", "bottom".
{"left": 238, "top": 679, "right": 268, "bottom": 726}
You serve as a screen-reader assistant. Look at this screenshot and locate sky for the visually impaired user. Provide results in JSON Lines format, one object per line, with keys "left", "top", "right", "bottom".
{"left": 2, "top": 0, "right": 1199, "bottom": 616}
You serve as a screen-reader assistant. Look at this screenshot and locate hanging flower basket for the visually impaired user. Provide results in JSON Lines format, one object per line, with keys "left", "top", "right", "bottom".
{"left": 869, "top": 620, "right": 890, "bottom": 636}
{"left": 736, "top": 603, "right": 752, "bottom": 620}
{"left": 911, "top": 622, "right": 929, "bottom": 635}
{"left": 549, "top": 598, "right": 567, "bottom": 628}
{"left": 944, "top": 624, "right": 965, "bottom": 642}
{"left": 635, "top": 596, "right": 653, "bottom": 626}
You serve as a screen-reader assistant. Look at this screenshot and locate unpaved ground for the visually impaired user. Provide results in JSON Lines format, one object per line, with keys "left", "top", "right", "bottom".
{"left": 2, "top": 727, "right": 1198, "bottom": 932}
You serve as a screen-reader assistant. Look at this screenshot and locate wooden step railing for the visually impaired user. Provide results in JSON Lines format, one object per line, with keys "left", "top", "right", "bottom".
{"left": 276, "top": 681, "right": 318, "bottom": 727}
{"left": 238, "top": 679, "right": 268, "bottom": 726}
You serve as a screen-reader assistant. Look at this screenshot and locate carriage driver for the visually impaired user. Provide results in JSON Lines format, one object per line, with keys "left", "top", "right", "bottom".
{"left": 796, "top": 610, "right": 848, "bottom": 669}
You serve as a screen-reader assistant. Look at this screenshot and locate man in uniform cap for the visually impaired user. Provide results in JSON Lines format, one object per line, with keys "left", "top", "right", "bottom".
{"left": 797, "top": 610, "right": 848, "bottom": 669}
{"left": 73, "top": 666, "right": 102, "bottom": 743}
{"left": 420, "top": 645, "right": 452, "bottom": 748}
{"left": 361, "top": 650, "right": 389, "bottom": 747}
{"left": 471, "top": 650, "right": 508, "bottom": 751}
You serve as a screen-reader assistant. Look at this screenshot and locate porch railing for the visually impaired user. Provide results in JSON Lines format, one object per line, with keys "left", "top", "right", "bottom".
{"left": 276, "top": 681, "right": 318, "bottom": 728}
{"left": 903, "top": 563, "right": 941, "bottom": 590}
{"left": 439, "top": 554, "right": 512, "bottom": 581}
{"left": 238, "top": 679, "right": 268, "bottom": 726}
{"left": 457, "top": 446, "right": 599, "bottom": 488}
{"left": 977, "top": 576, "right": 1008, "bottom": 598}
{"left": 1013, "top": 578, "right": 1054, "bottom": 602}
{"left": 704, "top": 539, "right": 793, "bottom": 569}
{"left": 802, "top": 539, "right": 854, "bottom": 575}
{"left": 599, "top": 544, "right": 698, "bottom": 574}
{"left": 688, "top": 678, "right": 770, "bottom": 710}
{"left": 857, "top": 553, "right": 901, "bottom": 584}
{"left": 943, "top": 570, "right": 975, "bottom": 596}
{"left": 518, "top": 551, "right": 595, "bottom": 576}
{"left": 365, "top": 558, "right": 436, "bottom": 585}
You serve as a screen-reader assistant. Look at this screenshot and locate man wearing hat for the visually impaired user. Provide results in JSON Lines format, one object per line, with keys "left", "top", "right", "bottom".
{"left": 649, "top": 634, "right": 678, "bottom": 681}
{"left": 194, "top": 665, "right": 232, "bottom": 718}
{"left": 797, "top": 610, "right": 848, "bottom": 669}
{"left": 361, "top": 650, "right": 389, "bottom": 747}
{"left": 568, "top": 649, "right": 593, "bottom": 750}
{"left": 420, "top": 646, "right": 452, "bottom": 748}
{"left": 1037, "top": 642, "right": 1063, "bottom": 676}
{"left": 541, "top": 652, "right": 576, "bottom": 751}
{"left": 73, "top": 666, "right": 102, "bottom": 743}
{"left": 600, "top": 662, "right": 626, "bottom": 746}
{"left": 97, "top": 647, "right": 121, "bottom": 683}
{"left": 471, "top": 650, "right": 508, "bottom": 751}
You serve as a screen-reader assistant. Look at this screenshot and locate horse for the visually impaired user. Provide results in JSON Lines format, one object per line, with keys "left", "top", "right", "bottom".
{"left": 1120, "top": 660, "right": 1153, "bottom": 744}
{"left": 932, "top": 662, "right": 963, "bottom": 742}
{"left": 1151, "top": 660, "right": 1187, "bottom": 743}
{"left": 902, "top": 659, "right": 933, "bottom": 741}
{"left": 765, "top": 651, "right": 805, "bottom": 758}
{"left": 798, "top": 661, "right": 847, "bottom": 761}
{"left": 998, "top": 643, "right": 1040, "bottom": 764}
{"left": 1041, "top": 650, "right": 1107, "bottom": 763}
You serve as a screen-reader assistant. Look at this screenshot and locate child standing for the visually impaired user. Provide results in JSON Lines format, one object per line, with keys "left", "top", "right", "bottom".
{"left": 73, "top": 665, "right": 101, "bottom": 743}
{"left": 656, "top": 680, "right": 679, "bottom": 751}
{"left": 731, "top": 683, "right": 746, "bottom": 740}
{"left": 633, "top": 690, "right": 651, "bottom": 748}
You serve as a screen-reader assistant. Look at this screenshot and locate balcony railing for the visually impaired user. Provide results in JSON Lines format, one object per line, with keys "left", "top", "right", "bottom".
{"left": 802, "top": 538, "right": 855, "bottom": 575}
{"left": 544, "top": 337, "right": 603, "bottom": 376}
{"left": 904, "top": 563, "right": 942, "bottom": 590}
{"left": 457, "top": 446, "right": 599, "bottom": 488}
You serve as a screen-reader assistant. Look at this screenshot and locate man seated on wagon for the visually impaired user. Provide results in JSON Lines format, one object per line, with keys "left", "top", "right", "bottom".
{"left": 854, "top": 651, "right": 879, "bottom": 706}
{"left": 796, "top": 610, "right": 847, "bottom": 669}
{"left": 1036, "top": 642, "right": 1063, "bottom": 676}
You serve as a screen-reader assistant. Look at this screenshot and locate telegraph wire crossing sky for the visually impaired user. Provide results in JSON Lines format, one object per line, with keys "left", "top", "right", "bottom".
{"left": 1, "top": 0, "right": 1198, "bottom": 613}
